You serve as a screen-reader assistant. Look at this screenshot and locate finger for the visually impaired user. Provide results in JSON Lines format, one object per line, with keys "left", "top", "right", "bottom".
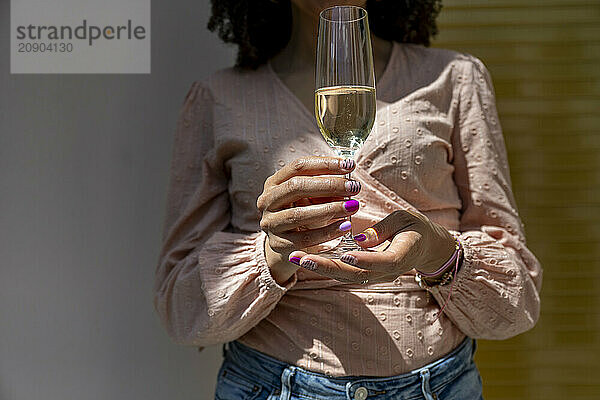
{"left": 268, "top": 157, "right": 355, "bottom": 186}
{"left": 292, "top": 253, "right": 373, "bottom": 284}
{"left": 342, "top": 231, "right": 422, "bottom": 274}
{"left": 261, "top": 200, "right": 360, "bottom": 233}
{"left": 269, "top": 220, "right": 353, "bottom": 254}
{"left": 353, "top": 209, "right": 423, "bottom": 248}
{"left": 261, "top": 176, "right": 361, "bottom": 211}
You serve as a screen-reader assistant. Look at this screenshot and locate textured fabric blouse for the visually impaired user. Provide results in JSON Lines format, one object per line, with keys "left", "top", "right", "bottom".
{"left": 153, "top": 42, "right": 543, "bottom": 377}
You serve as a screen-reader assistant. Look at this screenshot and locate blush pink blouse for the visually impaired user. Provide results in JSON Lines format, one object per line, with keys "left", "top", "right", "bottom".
{"left": 153, "top": 42, "right": 543, "bottom": 377}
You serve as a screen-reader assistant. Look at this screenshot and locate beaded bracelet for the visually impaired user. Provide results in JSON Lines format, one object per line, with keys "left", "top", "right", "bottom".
{"left": 414, "top": 235, "right": 463, "bottom": 324}
{"left": 415, "top": 236, "right": 462, "bottom": 279}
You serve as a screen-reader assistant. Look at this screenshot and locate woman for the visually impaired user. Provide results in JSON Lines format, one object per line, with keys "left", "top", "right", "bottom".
{"left": 153, "top": 0, "right": 543, "bottom": 398}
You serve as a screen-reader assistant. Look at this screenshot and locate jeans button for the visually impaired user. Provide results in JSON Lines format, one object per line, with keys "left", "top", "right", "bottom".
{"left": 354, "top": 386, "right": 368, "bottom": 400}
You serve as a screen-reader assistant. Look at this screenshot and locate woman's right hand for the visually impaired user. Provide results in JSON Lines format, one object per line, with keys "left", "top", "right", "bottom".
{"left": 256, "top": 157, "right": 361, "bottom": 280}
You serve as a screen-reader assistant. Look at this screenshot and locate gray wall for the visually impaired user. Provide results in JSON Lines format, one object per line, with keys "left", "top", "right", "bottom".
{"left": 0, "top": 1, "right": 235, "bottom": 399}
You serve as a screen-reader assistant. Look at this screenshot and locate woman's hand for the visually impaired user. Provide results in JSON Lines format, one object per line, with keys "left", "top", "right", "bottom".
{"left": 256, "top": 156, "right": 362, "bottom": 282}
{"left": 288, "top": 209, "right": 457, "bottom": 284}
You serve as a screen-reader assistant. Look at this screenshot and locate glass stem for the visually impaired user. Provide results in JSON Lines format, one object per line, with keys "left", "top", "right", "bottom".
{"left": 337, "top": 147, "right": 357, "bottom": 251}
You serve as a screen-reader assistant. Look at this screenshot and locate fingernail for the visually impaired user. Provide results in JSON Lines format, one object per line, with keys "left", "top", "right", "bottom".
{"left": 344, "top": 199, "right": 359, "bottom": 212}
{"left": 353, "top": 233, "right": 367, "bottom": 242}
{"left": 300, "top": 259, "right": 317, "bottom": 271}
{"left": 339, "top": 221, "right": 352, "bottom": 232}
{"left": 289, "top": 256, "right": 301, "bottom": 265}
{"left": 345, "top": 180, "right": 361, "bottom": 193}
{"left": 353, "top": 227, "right": 379, "bottom": 242}
{"left": 340, "top": 159, "right": 355, "bottom": 171}
{"left": 341, "top": 254, "right": 358, "bottom": 265}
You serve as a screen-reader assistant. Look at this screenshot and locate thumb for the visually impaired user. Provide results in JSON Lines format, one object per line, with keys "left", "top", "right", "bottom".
{"left": 353, "top": 209, "right": 423, "bottom": 248}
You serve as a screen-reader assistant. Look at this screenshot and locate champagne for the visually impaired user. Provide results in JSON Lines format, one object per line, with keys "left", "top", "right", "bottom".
{"left": 315, "top": 85, "right": 376, "bottom": 151}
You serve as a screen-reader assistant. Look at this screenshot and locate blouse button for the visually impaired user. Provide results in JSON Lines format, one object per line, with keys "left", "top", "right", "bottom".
{"left": 406, "top": 348, "right": 414, "bottom": 358}
{"left": 393, "top": 330, "right": 401, "bottom": 340}
{"left": 379, "top": 312, "right": 387, "bottom": 321}
{"left": 417, "top": 331, "right": 424, "bottom": 341}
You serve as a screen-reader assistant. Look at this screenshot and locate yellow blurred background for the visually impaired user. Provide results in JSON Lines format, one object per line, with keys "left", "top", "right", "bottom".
{"left": 433, "top": 0, "right": 600, "bottom": 398}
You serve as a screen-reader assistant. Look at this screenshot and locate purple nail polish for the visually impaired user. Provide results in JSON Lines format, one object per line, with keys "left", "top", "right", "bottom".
{"left": 341, "top": 254, "right": 358, "bottom": 265}
{"left": 345, "top": 180, "right": 361, "bottom": 193}
{"left": 340, "top": 159, "right": 355, "bottom": 171}
{"left": 344, "top": 199, "right": 359, "bottom": 212}
{"left": 339, "top": 221, "right": 352, "bottom": 232}
{"left": 289, "top": 256, "right": 301, "bottom": 265}
{"left": 354, "top": 233, "right": 367, "bottom": 242}
{"left": 300, "top": 259, "right": 317, "bottom": 271}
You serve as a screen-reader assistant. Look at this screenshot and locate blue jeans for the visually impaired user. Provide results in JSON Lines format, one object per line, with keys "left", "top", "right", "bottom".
{"left": 214, "top": 336, "right": 483, "bottom": 400}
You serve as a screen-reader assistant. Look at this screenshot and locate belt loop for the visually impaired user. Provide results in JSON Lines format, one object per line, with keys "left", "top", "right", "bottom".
{"left": 419, "top": 369, "right": 436, "bottom": 400}
{"left": 280, "top": 366, "right": 296, "bottom": 400}
{"left": 222, "top": 342, "right": 229, "bottom": 358}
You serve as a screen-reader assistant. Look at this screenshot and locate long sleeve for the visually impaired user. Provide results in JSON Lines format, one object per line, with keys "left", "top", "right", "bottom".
{"left": 153, "top": 81, "right": 297, "bottom": 347}
{"left": 429, "top": 57, "right": 543, "bottom": 340}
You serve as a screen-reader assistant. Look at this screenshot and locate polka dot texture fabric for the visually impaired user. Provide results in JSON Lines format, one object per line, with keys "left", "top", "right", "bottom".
{"left": 153, "top": 42, "right": 542, "bottom": 377}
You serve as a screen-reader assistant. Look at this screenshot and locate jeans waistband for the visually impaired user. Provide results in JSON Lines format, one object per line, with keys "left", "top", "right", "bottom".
{"left": 223, "top": 336, "right": 475, "bottom": 399}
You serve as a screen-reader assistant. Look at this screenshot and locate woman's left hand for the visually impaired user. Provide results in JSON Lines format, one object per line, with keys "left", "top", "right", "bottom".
{"left": 288, "top": 210, "right": 457, "bottom": 284}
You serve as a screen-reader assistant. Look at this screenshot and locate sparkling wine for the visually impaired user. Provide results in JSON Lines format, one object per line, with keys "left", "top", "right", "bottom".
{"left": 315, "top": 85, "right": 376, "bottom": 152}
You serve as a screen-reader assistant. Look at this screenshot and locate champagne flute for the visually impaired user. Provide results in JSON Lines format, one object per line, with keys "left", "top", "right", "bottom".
{"left": 315, "top": 5, "right": 376, "bottom": 257}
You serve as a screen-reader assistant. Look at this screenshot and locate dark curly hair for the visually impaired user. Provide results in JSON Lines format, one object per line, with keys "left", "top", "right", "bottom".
{"left": 208, "top": 0, "right": 443, "bottom": 69}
